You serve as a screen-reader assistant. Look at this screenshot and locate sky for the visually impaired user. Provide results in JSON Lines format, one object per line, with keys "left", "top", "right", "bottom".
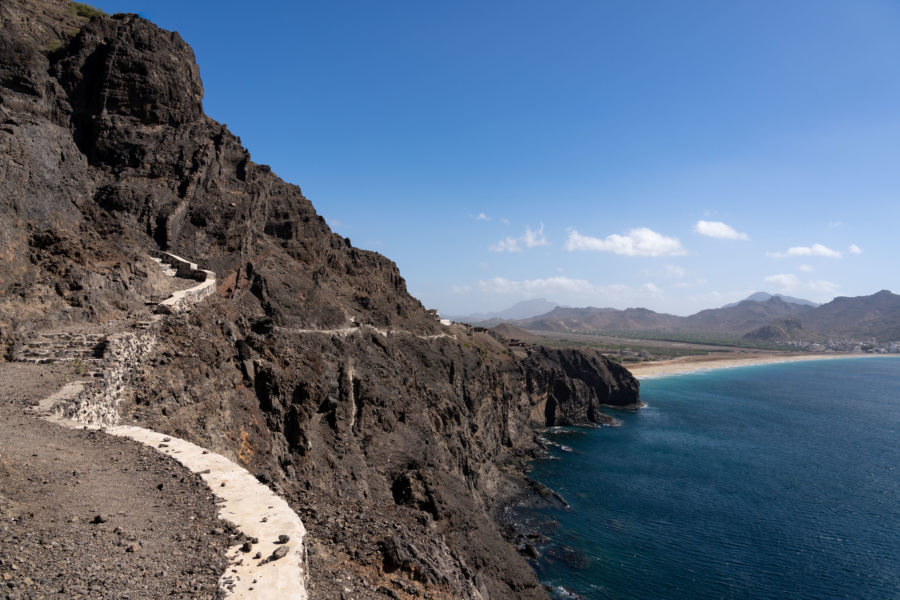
{"left": 90, "top": 0, "right": 900, "bottom": 316}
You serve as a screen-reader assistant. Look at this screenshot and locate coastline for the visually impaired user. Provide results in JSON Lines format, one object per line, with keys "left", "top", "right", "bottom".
{"left": 625, "top": 352, "right": 890, "bottom": 379}
{"left": 527, "top": 355, "right": 900, "bottom": 600}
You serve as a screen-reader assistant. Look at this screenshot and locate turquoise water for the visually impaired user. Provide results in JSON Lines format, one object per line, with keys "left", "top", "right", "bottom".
{"left": 529, "top": 357, "right": 900, "bottom": 599}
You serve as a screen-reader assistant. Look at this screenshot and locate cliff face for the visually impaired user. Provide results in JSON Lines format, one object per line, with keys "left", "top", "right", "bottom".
{"left": 0, "top": 2, "right": 639, "bottom": 598}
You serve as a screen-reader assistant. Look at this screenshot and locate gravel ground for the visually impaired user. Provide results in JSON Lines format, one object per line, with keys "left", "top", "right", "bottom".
{"left": 0, "top": 362, "right": 234, "bottom": 599}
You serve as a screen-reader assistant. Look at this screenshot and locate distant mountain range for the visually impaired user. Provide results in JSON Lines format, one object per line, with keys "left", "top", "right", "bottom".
{"left": 792, "top": 290, "right": 900, "bottom": 340}
{"left": 461, "top": 291, "right": 900, "bottom": 342}
{"left": 515, "top": 294, "right": 813, "bottom": 336}
{"left": 444, "top": 298, "right": 559, "bottom": 323}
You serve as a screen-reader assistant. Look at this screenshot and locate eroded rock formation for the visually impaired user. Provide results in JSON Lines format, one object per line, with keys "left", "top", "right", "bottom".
{"left": 0, "top": 2, "right": 639, "bottom": 597}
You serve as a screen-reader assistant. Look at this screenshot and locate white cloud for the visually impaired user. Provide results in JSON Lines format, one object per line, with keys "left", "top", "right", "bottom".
{"left": 673, "top": 277, "right": 710, "bottom": 290}
{"left": 764, "top": 273, "right": 801, "bottom": 288}
{"left": 478, "top": 276, "right": 596, "bottom": 296}
{"left": 764, "top": 273, "right": 838, "bottom": 295}
{"left": 490, "top": 238, "right": 522, "bottom": 253}
{"left": 500, "top": 217, "right": 510, "bottom": 225}
{"left": 476, "top": 276, "right": 663, "bottom": 305}
{"left": 798, "top": 264, "right": 815, "bottom": 272}
{"left": 489, "top": 223, "right": 549, "bottom": 253}
{"left": 522, "top": 223, "right": 549, "bottom": 248}
{"left": 849, "top": 244, "right": 862, "bottom": 254}
{"left": 768, "top": 243, "right": 842, "bottom": 259}
{"left": 808, "top": 280, "right": 839, "bottom": 294}
{"left": 564, "top": 227, "right": 686, "bottom": 257}
{"left": 474, "top": 212, "right": 491, "bottom": 221}
{"left": 665, "top": 265, "right": 686, "bottom": 278}
{"left": 693, "top": 220, "right": 749, "bottom": 240}
{"left": 687, "top": 290, "right": 754, "bottom": 308}
{"left": 451, "top": 284, "right": 473, "bottom": 293}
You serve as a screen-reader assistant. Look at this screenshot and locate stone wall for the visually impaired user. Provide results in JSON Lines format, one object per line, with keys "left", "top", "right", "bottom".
{"left": 62, "top": 330, "right": 158, "bottom": 427}
{"left": 151, "top": 250, "right": 217, "bottom": 314}
{"left": 48, "top": 251, "right": 216, "bottom": 427}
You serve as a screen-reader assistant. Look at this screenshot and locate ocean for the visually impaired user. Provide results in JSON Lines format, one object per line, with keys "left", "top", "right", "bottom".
{"left": 528, "top": 357, "right": 900, "bottom": 599}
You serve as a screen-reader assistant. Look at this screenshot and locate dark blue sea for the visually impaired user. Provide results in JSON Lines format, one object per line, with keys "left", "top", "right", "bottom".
{"left": 528, "top": 357, "right": 900, "bottom": 600}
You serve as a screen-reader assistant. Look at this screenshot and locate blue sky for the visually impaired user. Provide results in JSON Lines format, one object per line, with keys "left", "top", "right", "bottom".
{"left": 92, "top": 1, "right": 900, "bottom": 315}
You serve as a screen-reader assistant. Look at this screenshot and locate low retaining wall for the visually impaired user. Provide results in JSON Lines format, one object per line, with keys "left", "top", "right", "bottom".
{"left": 110, "top": 425, "right": 308, "bottom": 599}
{"left": 63, "top": 330, "right": 157, "bottom": 427}
{"left": 151, "top": 250, "right": 217, "bottom": 313}
{"left": 34, "top": 251, "right": 308, "bottom": 599}
{"left": 35, "top": 385, "right": 308, "bottom": 600}
{"left": 49, "top": 251, "right": 217, "bottom": 426}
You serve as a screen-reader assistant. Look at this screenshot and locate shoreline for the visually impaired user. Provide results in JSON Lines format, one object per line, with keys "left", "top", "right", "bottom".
{"left": 624, "top": 352, "right": 896, "bottom": 379}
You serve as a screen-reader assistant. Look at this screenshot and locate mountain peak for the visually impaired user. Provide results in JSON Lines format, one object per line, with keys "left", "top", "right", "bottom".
{"left": 725, "top": 292, "right": 819, "bottom": 308}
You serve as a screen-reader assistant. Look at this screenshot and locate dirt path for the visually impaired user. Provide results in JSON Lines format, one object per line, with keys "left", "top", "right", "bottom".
{"left": 0, "top": 362, "right": 233, "bottom": 599}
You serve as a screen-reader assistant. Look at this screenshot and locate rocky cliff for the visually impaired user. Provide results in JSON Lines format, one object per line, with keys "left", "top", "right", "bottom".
{"left": 0, "top": 2, "right": 639, "bottom": 598}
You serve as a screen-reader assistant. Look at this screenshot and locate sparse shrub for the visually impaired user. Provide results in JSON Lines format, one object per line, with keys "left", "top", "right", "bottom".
{"left": 46, "top": 38, "right": 64, "bottom": 52}
{"left": 72, "top": 360, "right": 84, "bottom": 375}
{"left": 68, "top": 2, "right": 105, "bottom": 20}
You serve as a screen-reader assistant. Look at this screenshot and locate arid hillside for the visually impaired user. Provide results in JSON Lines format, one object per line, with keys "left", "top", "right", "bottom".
{"left": 0, "top": 2, "right": 639, "bottom": 598}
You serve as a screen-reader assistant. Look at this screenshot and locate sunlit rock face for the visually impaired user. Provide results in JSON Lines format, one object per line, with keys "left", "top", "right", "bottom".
{"left": 0, "top": 2, "right": 638, "bottom": 597}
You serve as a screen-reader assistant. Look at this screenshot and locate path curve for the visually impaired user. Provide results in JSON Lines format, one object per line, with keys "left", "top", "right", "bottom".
{"left": 30, "top": 251, "right": 309, "bottom": 600}
{"left": 110, "top": 425, "right": 307, "bottom": 599}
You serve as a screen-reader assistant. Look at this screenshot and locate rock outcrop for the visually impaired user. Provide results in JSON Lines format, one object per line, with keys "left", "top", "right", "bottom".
{"left": 0, "top": 2, "right": 639, "bottom": 598}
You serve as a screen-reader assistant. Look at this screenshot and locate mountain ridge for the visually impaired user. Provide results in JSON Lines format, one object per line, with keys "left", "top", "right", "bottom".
{"left": 512, "top": 291, "right": 899, "bottom": 340}
{"left": 0, "top": 2, "right": 639, "bottom": 598}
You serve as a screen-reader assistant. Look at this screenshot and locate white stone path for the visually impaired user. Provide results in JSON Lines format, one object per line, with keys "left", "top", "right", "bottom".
{"left": 150, "top": 251, "right": 217, "bottom": 312}
{"left": 109, "top": 425, "right": 307, "bottom": 599}
{"left": 33, "top": 252, "right": 308, "bottom": 599}
{"left": 275, "top": 323, "right": 453, "bottom": 341}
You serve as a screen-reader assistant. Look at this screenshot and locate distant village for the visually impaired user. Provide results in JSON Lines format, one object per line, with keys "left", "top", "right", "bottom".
{"left": 775, "top": 338, "right": 900, "bottom": 354}
{"left": 612, "top": 339, "right": 900, "bottom": 362}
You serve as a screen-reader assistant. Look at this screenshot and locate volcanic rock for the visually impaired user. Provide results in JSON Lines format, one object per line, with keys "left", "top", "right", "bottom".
{"left": 0, "top": 2, "right": 640, "bottom": 598}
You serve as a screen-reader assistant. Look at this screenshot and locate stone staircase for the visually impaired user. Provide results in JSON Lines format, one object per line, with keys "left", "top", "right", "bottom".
{"left": 12, "top": 331, "right": 107, "bottom": 372}
{"left": 14, "top": 250, "right": 217, "bottom": 426}
{"left": 61, "top": 330, "right": 158, "bottom": 426}
{"left": 11, "top": 324, "right": 160, "bottom": 426}
{"left": 22, "top": 252, "right": 310, "bottom": 599}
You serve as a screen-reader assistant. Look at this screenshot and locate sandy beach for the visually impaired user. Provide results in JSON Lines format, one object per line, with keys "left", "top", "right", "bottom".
{"left": 626, "top": 352, "right": 883, "bottom": 379}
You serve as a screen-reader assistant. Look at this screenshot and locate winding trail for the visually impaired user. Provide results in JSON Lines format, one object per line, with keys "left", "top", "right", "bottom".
{"left": 274, "top": 324, "right": 454, "bottom": 341}
{"left": 29, "top": 251, "right": 309, "bottom": 600}
{"left": 111, "top": 426, "right": 307, "bottom": 600}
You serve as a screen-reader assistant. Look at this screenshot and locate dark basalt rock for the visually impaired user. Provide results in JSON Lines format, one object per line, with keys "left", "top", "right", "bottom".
{"left": 527, "top": 346, "right": 640, "bottom": 427}
{"left": 0, "top": 2, "right": 639, "bottom": 598}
